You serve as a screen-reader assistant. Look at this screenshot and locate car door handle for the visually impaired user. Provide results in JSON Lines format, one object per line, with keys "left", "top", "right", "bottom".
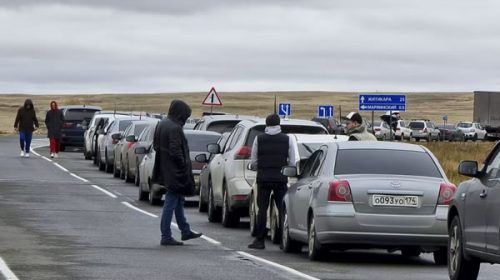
{"left": 480, "top": 191, "right": 488, "bottom": 198}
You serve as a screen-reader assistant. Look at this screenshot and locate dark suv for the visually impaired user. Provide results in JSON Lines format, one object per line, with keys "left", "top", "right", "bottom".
{"left": 60, "top": 105, "right": 101, "bottom": 151}
{"left": 447, "top": 141, "right": 500, "bottom": 280}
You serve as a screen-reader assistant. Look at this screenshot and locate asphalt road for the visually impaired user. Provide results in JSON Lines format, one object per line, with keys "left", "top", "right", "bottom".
{"left": 1, "top": 136, "right": 499, "bottom": 280}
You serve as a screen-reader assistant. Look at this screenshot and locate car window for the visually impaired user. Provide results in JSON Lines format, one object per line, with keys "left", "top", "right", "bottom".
{"left": 133, "top": 124, "right": 148, "bottom": 137}
{"left": 300, "top": 150, "right": 322, "bottom": 178}
{"left": 244, "top": 125, "right": 326, "bottom": 147}
{"left": 312, "top": 148, "right": 327, "bottom": 177}
{"left": 206, "top": 120, "right": 241, "bottom": 133}
{"left": 118, "top": 120, "right": 133, "bottom": 131}
{"left": 383, "top": 122, "right": 389, "bottom": 129}
{"left": 186, "top": 134, "right": 222, "bottom": 152}
{"left": 485, "top": 148, "right": 500, "bottom": 179}
{"left": 104, "top": 121, "right": 115, "bottom": 133}
{"left": 335, "top": 149, "right": 442, "bottom": 178}
{"left": 193, "top": 121, "right": 204, "bottom": 130}
{"left": 458, "top": 123, "right": 472, "bottom": 128}
{"left": 409, "top": 122, "right": 424, "bottom": 129}
{"left": 64, "top": 108, "right": 100, "bottom": 121}
{"left": 226, "top": 127, "right": 243, "bottom": 152}
{"left": 123, "top": 124, "right": 133, "bottom": 136}
{"left": 138, "top": 127, "right": 150, "bottom": 141}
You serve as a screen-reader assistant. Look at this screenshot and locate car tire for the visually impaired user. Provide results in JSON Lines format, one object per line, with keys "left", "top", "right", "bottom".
{"left": 281, "top": 206, "right": 302, "bottom": 253}
{"left": 84, "top": 146, "right": 92, "bottom": 160}
{"left": 105, "top": 152, "right": 113, "bottom": 173}
{"left": 208, "top": 184, "right": 221, "bottom": 223}
{"left": 401, "top": 247, "right": 421, "bottom": 257}
{"left": 113, "top": 155, "right": 120, "bottom": 178}
{"left": 399, "top": 134, "right": 404, "bottom": 141}
{"left": 119, "top": 157, "right": 126, "bottom": 180}
{"left": 473, "top": 134, "right": 478, "bottom": 142}
{"left": 448, "top": 216, "right": 480, "bottom": 280}
{"left": 138, "top": 179, "right": 148, "bottom": 201}
{"left": 134, "top": 162, "right": 140, "bottom": 186}
{"left": 249, "top": 192, "right": 257, "bottom": 237}
{"left": 434, "top": 247, "right": 447, "bottom": 265}
{"left": 60, "top": 144, "right": 66, "bottom": 152}
{"left": 269, "top": 199, "right": 281, "bottom": 244}
{"left": 198, "top": 177, "right": 208, "bottom": 213}
{"left": 426, "top": 135, "right": 431, "bottom": 142}
{"left": 308, "top": 215, "right": 325, "bottom": 261}
{"left": 125, "top": 158, "right": 133, "bottom": 183}
{"left": 148, "top": 180, "right": 162, "bottom": 206}
{"left": 221, "top": 184, "right": 240, "bottom": 228}
{"left": 98, "top": 151, "right": 105, "bottom": 171}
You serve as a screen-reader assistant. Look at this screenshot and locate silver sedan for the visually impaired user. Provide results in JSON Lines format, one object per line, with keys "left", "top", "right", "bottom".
{"left": 281, "top": 141, "right": 455, "bottom": 264}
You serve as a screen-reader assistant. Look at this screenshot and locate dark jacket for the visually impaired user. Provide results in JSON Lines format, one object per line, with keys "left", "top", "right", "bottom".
{"left": 152, "top": 100, "right": 195, "bottom": 196}
{"left": 45, "top": 101, "right": 64, "bottom": 139}
{"left": 14, "top": 99, "right": 39, "bottom": 132}
{"left": 256, "top": 133, "right": 289, "bottom": 184}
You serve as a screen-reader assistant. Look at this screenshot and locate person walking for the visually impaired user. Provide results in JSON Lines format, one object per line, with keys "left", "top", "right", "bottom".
{"left": 248, "top": 113, "right": 297, "bottom": 250}
{"left": 343, "top": 112, "right": 377, "bottom": 141}
{"left": 152, "top": 100, "right": 202, "bottom": 246}
{"left": 45, "top": 101, "right": 64, "bottom": 158}
{"left": 14, "top": 99, "right": 39, "bottom": 158}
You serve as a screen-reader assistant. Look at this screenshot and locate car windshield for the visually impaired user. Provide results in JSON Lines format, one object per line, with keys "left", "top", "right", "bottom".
{"left": 206, "top": 120, "right": 241, "bottom": 133}
{"left": 458, "top": 123, "right": 473, "bottom": 128}
{"left": 186, "top": 134, "right": 221, "bottom": 152}
{"left": 335, "top": 149, "right": 442, "bottom": 178}
{"left": 65, "top": 109, "right": 100, "bottom": 121}
{"left": 133, "top": 124, "right": 148, "bottom": 136}
{"left": 245, "top": 125, "right": 327, "bottom": 146}
{"left": 118, "top": 120, "right": 133, "bottom": 131}
{"left": 297, "top": 143, "right": 323, "bottom": 158}
{"left": 408, "top": 122, "right": 425, "bottom": 129}
{"left": 373, "top": 121, "right": 382, "bottom": 126}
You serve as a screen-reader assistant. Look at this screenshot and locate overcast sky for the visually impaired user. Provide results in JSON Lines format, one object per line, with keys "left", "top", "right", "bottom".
{"left": 1, "top": 0, "right": 499, "bottom": 94}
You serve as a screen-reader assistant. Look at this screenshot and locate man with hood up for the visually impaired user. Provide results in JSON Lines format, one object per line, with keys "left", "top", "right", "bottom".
{"left": 343, "top": 112, "right": 377, "bottom": 141}
{"left": 14, "top": 99, "right": 39, "bottom": 158}
{"left": 45, "top": 101, "right": 64, "bottom": 158}
{"left": 153, "top": 100, "right": 202, "bottom": 246}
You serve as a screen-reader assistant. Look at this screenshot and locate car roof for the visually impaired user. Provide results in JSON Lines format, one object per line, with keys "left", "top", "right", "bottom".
{"left": 334, "top": 141, "right": 426, "bottom": 152}
{"left": 198, "top": 114, "right": 258, "bottom": 122}
{"left": 60, "top": 105, "right": 102, "bottom": 110}
{"left": 184, "top": 130, "right": 221, "bottom": 137}
{"left": 289, "top": 133, "right": 348, "bottom": 143}
{"left": 237, "top": 118, "right": 327, "bottom": 129}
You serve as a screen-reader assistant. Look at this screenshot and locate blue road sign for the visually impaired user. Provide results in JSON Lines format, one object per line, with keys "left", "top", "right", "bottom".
{"left": 278, "top": 103, "right": 291, "bottom": 117}
{"left": 318, "top": 105, "right": 334, "bottom": 118}
{"left": 359, "top": 94, "right": 406, "bottom": 111}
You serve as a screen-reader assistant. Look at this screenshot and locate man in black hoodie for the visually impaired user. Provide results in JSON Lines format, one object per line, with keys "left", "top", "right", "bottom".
{"left": 153, "top": 100, "right": 202, "bottom": 246}
{"left": 14, "top": 99, "right": 39, "bottom": 158}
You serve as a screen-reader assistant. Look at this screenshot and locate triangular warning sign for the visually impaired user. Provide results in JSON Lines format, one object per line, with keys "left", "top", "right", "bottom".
{"left": 202, "top": 87, "right": 223, "bottom": 106}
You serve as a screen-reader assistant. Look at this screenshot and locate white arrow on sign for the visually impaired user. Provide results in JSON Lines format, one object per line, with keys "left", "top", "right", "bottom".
{"left": 360, "top": 96, "right": 365, "bottom": 103}
{"left": 202, "top": 87, "right": 223, "bottom": 106}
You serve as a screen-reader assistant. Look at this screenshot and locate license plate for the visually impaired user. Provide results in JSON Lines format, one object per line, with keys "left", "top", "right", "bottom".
{"left": 372, "top": 195, "right": 419, "bottom": 207}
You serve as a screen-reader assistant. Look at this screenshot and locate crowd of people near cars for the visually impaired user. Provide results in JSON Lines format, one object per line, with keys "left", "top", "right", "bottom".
{"left": 12, "top": 98, "right": 500, "bottom": 280}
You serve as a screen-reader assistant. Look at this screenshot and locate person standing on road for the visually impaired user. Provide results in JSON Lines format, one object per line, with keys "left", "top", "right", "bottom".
{"left": 153, "top": 100, "right": 202, "bottom": 246}
{"left": 14, "top": 99, "right": 39, "bottom": 158}
{"left": 343, "top": 112, "right": 377, "bottom": 141}
{"left": 248, "top": 113, "right": 297, "bottom": 250}
{"left": 45, "top": 101, "right": 64, "bottom": 158}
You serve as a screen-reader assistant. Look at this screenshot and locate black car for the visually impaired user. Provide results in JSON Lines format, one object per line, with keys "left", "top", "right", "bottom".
{"left": 311, "top": 117, "right": 344, "bottom": 135}
{"left": 60, "top": 105, "right": 101, "bottom": 150}
{"left": 436, "top": 124, "right": 465, "bottom": 142}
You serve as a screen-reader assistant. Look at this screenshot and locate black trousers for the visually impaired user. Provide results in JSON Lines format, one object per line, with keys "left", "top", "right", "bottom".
{"left": 256, "top": 182, "right": 287, "bottom": 241}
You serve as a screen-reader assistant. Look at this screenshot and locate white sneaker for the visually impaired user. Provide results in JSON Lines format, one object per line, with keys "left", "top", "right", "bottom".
{"left": 50, "top": 153, "right": 55, "bottom": 158}
{"left": 54, "top": 153, "right": 59, "bottom": 158}
{"left": 25, "top": 153, "right": 30, "bottom": 158}
{"left": 20, "top": 151, "right": 25, "bottom": 157}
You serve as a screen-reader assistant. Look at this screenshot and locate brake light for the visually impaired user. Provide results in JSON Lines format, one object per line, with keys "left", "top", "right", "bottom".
{"left": 234, "top": 146, "right": 251, "bottom": 160}
{"left": 328, "top": 180, "right": 352, "bottom": 202}
{"left": 438, "top": 183, "right": 457, "bottom": 205}
{"left": 127, "top": 142, "right": 135, "bottom": 150}
{"left": 396, "top": 128, "right": 401, "bottom": 131}
{"left": 112, "top": 139, "right": 119, "bottom": 145}
{"left": 374, "top": 128, "right": 381, "bottom": 131}
{"left": 63, "top": 122, "right": 74, "bottom": 129}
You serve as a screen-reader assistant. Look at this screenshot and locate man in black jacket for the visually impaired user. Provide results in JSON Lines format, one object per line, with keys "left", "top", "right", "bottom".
{"left": 248, "top": 113, "right": 297, "bottom": 249}
{"left": 14, "top": 99, "right": 39, "bottom": 158}
{"left": 153, "top": 100, "right": 202, "bottom": 246}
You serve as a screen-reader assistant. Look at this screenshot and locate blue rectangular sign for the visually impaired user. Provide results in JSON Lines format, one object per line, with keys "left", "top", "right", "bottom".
{"left": 359, "top": 94, "right": 406, "bottom": 111}
{"left": 278, "top": 103, "right": 291, "bottom": 117}
{"left": 318, "top": 105, "right": 334, "bottom": 118}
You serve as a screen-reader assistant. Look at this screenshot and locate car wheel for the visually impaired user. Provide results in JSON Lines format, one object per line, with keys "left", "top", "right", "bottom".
{"left": 198, "top": 177, "right": 208, "bottom": 213}
{"left": 426, "top": 135, "right": 431, "bottom": 142}
{"left": 207, "top": 183, "right": 221, "bottom": 223}
{"left": 401, "top": 247, "right": 421, "bottom": 257}
{"left": 473, "top": 134, "right": 478, "bottom": 142}
{"left": 125, "top": 158, "right": 133, "bottom": 183}
{"left": 60, "top": 144, "right": 66, "bottom": 152}
{"left": 148, "top": 180, "right": 162, "bottom": 206}
{"left": 84, "top": 146, "right": 92, "bottom": 160}
{"left": 119, "top": 157, "right": 126, "bottom": 180}
{"left": 437, "top": 134, "right": 442, "bottom": 142}
{"left": 269, "top": 199, "right": 281, "bottom": 244}
{"left": 448, "top": 216, "right": 480, "bottom": 280}
{"left": 134, "top": 162, "right": 140, "bottom": 186}
{"left": 138, "top": 177, "right": 148, "bottom": 201}
{"left": 249, "top": 192, "right": 257, "bottom": 237}
{"left": 221, "top": 183, "right": 240, "bottom": 228}
{"left": 400, "top": 133, "right": 404, "bottom": 141}
{"left": 281, "top": 206, "right": 302, "bottom": 253}
{"left": 434, "top": 247, "right": 447, "bottom": 265}
{"left": 308, "top": 215, "right": 325, "bottom": 261}
{"left": 98, "top": 151, "right": 105, "bottom": 171}
{"left": 113, "top": 154, "right": 120, "bottom": 178}
{"left": 105, "top": 152, "right": 113, "bottom": 173}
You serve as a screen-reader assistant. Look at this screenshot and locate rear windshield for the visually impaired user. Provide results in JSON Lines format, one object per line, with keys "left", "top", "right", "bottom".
{"left": 64, "top": 109, "right": 100, "bottom": 120}
{"left": 408, "top": 122, "right": 425, "bottom": 129}
{"left": 245, "top": 125, "right": 327, "bottom": 146}
{"left": 335, "top": 149, "right": 442, "bottom": 178}
{"left": 186, "top": 134, "right": 221, "bottom": 152}
{"left": 457, "top": 123, "right": 472, "bottom": 128}
{"left": 118, "top": 120, "right": 133, "bottom": 131}
{"left": 206, "top": 120, "right": 241, "bottom": 133}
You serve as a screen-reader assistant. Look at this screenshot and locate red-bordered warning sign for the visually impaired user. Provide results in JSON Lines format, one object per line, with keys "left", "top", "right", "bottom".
{"left": 202, "top": 87, "right": 223, "bottom": 106}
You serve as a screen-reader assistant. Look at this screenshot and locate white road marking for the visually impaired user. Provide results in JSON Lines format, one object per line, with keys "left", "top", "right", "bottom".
{"left": 170, "top": 222, "right": 221, "bottom": 245}
{"left": 236, "top": 251, "right": 320, "bottom": 280}
{"left": 53, "top": 162, "right": 69, "bottom": 173}
{"left": 114, "top": 191, "right": 123, "bottom": 196}
{"left": 0, "top": 256, "right": 20, "bottom": 280}
{"left": 121, "top": 202, "right": 158, "bottom": 218}
{"left": 90, "top": 185, "right": 117, "bottom": 199}
{"left": 69, "top": 173, "right": 89, "bottom": 183}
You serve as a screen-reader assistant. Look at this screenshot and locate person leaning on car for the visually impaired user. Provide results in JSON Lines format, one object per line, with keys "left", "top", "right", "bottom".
{"left": 344, "top": 111, "right": 377, "bottom": 141}
{"left": 248, "top": 113, "right": 298, "bottom": 250}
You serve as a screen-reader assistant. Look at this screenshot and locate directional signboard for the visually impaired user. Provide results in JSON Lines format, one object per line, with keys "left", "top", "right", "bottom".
{"left": 278, "top": 103, "right": 291, "bottom": 117}
{"left": 202, "top": 87, "right": 223, "bottom": 106}
{"left": 318, "top": 105, "right": 334, "bottom": 118}
{"left": 359, "top": 94, "right": 406, "bottom": 111}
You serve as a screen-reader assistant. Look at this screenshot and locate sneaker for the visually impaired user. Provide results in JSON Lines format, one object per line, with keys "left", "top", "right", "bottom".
{"left": 181, "top": 231, "right": 203, "bottom": 241}
{"left": 50, "top": 153, "right": 55, "bottom": 158}
{"left": 54, "top": 153, "right": 59, "bottom": 158}
{"left": 248, "top": 239, "right": 265, "bottom": 250}
{"left": 20, "top": 151, "right": 25, "bottom": 157}
{"left": 24, "top": 153, "right": 30, "bottom": 158}
{"left": 160, "top": 238, "right": 184, "bottom": 246}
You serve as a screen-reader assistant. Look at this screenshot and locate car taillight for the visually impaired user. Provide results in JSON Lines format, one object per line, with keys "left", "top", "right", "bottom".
{"left": 112, "top": 139, "right": 119, "bottom": 145}
{"left": 234, "top": 146, "right": 251, "bottom": 160}
{"left": 423, "top": 128, "right": 428, "bottom": 133}
{"left": 396, "top": 128, "right": 401, "bottom": 131}
{"left": 438, "top": 183, "right": 457, "bottom": 205}
{"left": 63, "top": 122, "right": 74, "bottom": 129}
{"left": 127, "top": 142, "right": 135, "bottom": 150}
{"left": 328, "top": 180, "right": 352, "bottom": 202}
{"left": 374, "top": 128, "right": 381, "bottom": 131}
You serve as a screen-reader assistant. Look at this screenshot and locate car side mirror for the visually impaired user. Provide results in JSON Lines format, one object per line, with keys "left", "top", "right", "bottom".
{"left": 458, "top": 160, "right": 478, "bottom": 177}
{"left": 207, "top": 143, "right": 221, "bottom": 154}
{"left": 195, "top": 154, "right": 208, "bottom": 163}
{"left": 282, "top": 166, "right": 297, "bottom": 177}
{"left": 135, "top": 147, "right": 147, "bottom": 154}
{"left": 111, "top": 133, "right": 122, "bottom": 141}
{"left": 126, "top": 135, "right": 136, "bottom": 142}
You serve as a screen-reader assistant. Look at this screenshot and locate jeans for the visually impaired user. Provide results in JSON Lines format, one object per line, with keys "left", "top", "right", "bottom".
{"left": 160, "top": 191, "right": 191, "bottom": 240}
{"left": 19, "top": 131, "right": 33, "bottom": 153}
{"left": 256, "top": 182, "right": 287, "bottom": 240}
{"left": 49, "top": 138, "right": 61, "bottom": 153}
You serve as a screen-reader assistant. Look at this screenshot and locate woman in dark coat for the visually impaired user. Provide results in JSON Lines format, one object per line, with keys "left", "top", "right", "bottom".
{"left": 14, "top": 99, "right": 39, "bottom": 158}
{"left": 45, "top": 101, "right": 64, "bottom": 158}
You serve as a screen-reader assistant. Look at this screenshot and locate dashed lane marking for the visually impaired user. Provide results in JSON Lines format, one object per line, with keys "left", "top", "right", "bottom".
{"left": 0, "top": 256, "right": 19, "bottom": 280}
{"left": 121, "top": 202, "right": 158, "bottom": 218}
{"left": 90, "top": 185, "right": 117, "bottom": 199}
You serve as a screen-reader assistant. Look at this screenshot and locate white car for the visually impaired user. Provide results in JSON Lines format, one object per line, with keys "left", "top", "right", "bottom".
{"left": 373, "top": 121, "right": 394, "bottom": 140}
{"left": 457, "top": 122, "right": 487, "bottom": 141}
{"left": 394, "top": 120, "right": 412, "bottom": 141}
{"left": 204, "top": 118, "right": 328, "bottom": 228}
{"left": 248, "top": 133, "right": 349, "bottom": 243}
